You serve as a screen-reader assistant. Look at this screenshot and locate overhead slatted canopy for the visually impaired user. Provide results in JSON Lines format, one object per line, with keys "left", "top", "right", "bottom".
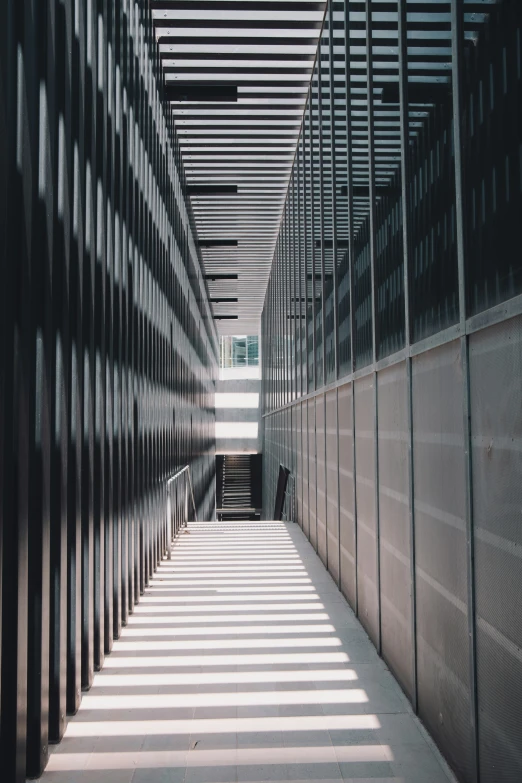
{"left": 151, "top": 0, "right": 327, "bottom": 334}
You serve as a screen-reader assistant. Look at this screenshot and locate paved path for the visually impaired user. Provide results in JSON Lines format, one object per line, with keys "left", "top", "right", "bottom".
{"left": 38, "top": 520, "right": 455, "bottom": 783}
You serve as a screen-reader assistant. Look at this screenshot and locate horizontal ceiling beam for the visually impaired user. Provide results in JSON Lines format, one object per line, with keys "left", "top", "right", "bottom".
{"left": 164, "top": 84, "right": 238, "bottom": 101}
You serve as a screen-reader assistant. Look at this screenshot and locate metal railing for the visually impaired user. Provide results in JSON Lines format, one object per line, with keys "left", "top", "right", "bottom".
{"left": 165, "top": 466, "right": 197, "bottom": 559}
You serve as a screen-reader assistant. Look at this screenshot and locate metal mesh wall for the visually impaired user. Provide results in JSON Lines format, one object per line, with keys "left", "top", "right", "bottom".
{"left": 338, "top": 382, "right": 356, "bottom": 609}
{"left": 377, "top": 362, "right": 413, "bottom": 701}
{"left": 308, "top": 398, "right": 317, "bottom": 549}
{"left": 354, "top": 375, "right": 379, "bottom": 647}
{"left": 301, "top": 402, "right": 310, "bottom": 537}
{"left": 296, "top": 403, "right": 303, "bottom": 529}
{"left": 469, "top": 317, "right": 522, "bottom": 783}
{"left": 262, "top": 315, "right": 522, "bottom": 783}
{"left": 412, "top": 341, "right": 472, "bottom": 783}
{"left": 464, "top": 2, "right": 522, "bottom": 315}
{"left": 316, "top": 394, "right": 327, "bottom": 565}
{"left": 325, "top": 390, "right": 340, "bottom": 584}
{"left": 258, "top": 5, "right": 522, "bottom": 783}
{"left": 0, "top": 1, "right": 217, "bottom": 778}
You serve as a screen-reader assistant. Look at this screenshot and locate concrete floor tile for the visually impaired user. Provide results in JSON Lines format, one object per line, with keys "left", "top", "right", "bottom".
{"left": 185, "top": 765, "right": 238, "bottom": 783}
{"left": 337, "top": 761, "right": 395, "bottom": 779}
{"left": 51, "top": 737, "right": 98, "bottom": 754}
{"left": 386, "top": 744, "right": 453, "bottom": 782}
{"left": 92, "top": 736, "right": 146, "bottom": 753}
{"left": 287, "top": 762, "right": 342, "bottom": 780}
{"left": 38, "top": 522, "right": 453, "bottom": 783}
{"left": 236, "top": 764, "right": 290, "bottom": 781}
{"left": 142, "top": 734, "right": 193, "bottom": 751}
{"left": 190, "top": 733, "right": 238, "bottom": 750}
{"left": 237, "top": 732, "right": 284, "bottom": 748}
{"left": 237, "top": 705, "right": 279, "bottom": 718}
{"left": 282, "top": 729, "right": 332, "bottom": 747}
{"left": 132, "top": 770, "right": 185, "bottom": 783}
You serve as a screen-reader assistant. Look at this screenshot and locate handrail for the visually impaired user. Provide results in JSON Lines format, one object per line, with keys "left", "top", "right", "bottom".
{"left": 166, "top": 464, "right": 198, "bottom": 520}
{"left": 165, "top": 465, "right": 198, "bottom": 560}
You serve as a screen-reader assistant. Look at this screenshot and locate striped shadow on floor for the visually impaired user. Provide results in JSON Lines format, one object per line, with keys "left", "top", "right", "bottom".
{"left": 37, "top": 520, "right": 456, "bottom": 783}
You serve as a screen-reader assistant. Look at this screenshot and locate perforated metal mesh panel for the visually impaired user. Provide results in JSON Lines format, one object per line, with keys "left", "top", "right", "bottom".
{"left": 470, "top": 316, "right": 522, "bottom": 783}
{"left": 377, "top": 362, "right": 413, "bottom": 701}
{"left": 308, "top": 398, "right": 317, "bottom": 549}
{"left": 287, "top": 408, "right": 293, "bottom": 472}
{"left": 412, "top": 341, "right": 472, "bottom": 783}
{"left": 301, "top": 402, "right": 310, "bottom": 538}
{"left": 325, "top": 390, "right": 340, "bottom": 584}
{"left": 338, "top": 383, "right": 356, "bottom": 609}
{"left": 316, "top": 394, "right": 327, "bottom": 565}
{"left": 354, "top": 375, "right": 379, "bottom": 646}
{"left": 296, "top": 403, "right": 303, "bottom": 530}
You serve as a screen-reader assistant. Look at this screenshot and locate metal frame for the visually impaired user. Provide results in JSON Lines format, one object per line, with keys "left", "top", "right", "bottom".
{"left": 166, "top": 465, "right": 198, "bottom": 560}
{"left": 262, "top": 297, "right": 522, "bottom": 418}
{"left": 0, "top": 2, "right": 218, "bottom": 780}
{"left": 261, "top": 4, "right": 520, "bottom": 783}
{"left": 451, "top": 2, "right": 479, "bottom": 779}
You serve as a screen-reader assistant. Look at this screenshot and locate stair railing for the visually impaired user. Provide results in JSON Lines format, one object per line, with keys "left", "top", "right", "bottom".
{"left": 165, "top": 466, "right": 197, "bottom": 560}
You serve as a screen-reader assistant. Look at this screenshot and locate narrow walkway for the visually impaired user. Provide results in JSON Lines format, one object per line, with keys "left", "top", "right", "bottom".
{"left": 38, "top": 521, "right": 455, "bottom": 783}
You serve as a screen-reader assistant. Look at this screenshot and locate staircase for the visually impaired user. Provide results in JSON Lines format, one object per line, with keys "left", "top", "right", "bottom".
{"left": 217, "top": 454, "right": 261, "bottom": 520}
{"left": 222, "top": 454, "right": 252, "bottom": 509}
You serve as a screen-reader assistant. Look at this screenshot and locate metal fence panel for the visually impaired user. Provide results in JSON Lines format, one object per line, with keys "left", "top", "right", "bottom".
{"left": 338, "top": 382, "right": 356, "bottom": 609}
{"left": 354, "top": 375, "right": 379, "bottom": 646}
{"left": 377, "top": 362, "right": 413, "bottom": 701}
{"left": 412, "top": 340, "right": 472, "bottom": 783}
{"left": 308, "top": 398, "right": 317, "bottom": 549}
{"left": 469, "top": 316, "right": 522, "bottom": 783}
{"left": 302, "top": 402, "right": 310, "bottom": 538}
{"left": 316, "top": 394, "right": 327, "bottom": 565}
{"left": 325, "top": 389, "right": 340, "bottom": 584}
{"left": 296, "top": 402, "right": 303, "bottom": 530}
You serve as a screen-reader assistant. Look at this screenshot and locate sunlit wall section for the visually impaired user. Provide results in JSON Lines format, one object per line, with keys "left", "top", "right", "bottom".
{"left": 0, "top": 1, "right": 216, "bottom": 781}
{"left": 261, "top": 3, "right": 522, "bottom": 783}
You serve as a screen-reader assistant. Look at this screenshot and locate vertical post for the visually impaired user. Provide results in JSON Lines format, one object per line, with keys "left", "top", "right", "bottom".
{"left": 317, "top": 54, "right": 327, "bottom": 387}
{"left": 167, "top": 486, "right": 172, "bottom": 559}
{"left": 0, "top": 0, "right": 8, "bottom": 737}
{"left": 27, "top": 0, "right": 53, "bottom": 773}
{"left": 48, "top": 0, "right": 71, "bottom": 744}
{"left": 297, "top": 145, "right": 303, "bottom": 398}
{"left": 398, "top": 0, "right": 418, "bottom": 713}
{"left": 365, "top": 0, "right": 381, "bottom": 653}
{"left": 292, "top": 173, "right": 298, "bottom": 401}
{"left": 185, "top": 474, "right": 189, "bottom": 527}
{"left": 93, "top": 0, "right": 107, "bottom": 673}
{"left": 335, "top": 389, "right": 341, "bottom": 588}
{"left": 451, "top": 1, "right": 479, "bottom": 780}
{"left": 67, "top": 0, "right": 85, "bottom": 718}
{"left": 328, "top": 1, "right": 339, "bottom": 380}
{"left": 366, "top": 0, "right": 378, "bottom": 366}
{"left": 81, "top": 0, "right": 98, "bottom": 691}
{"left": 104, "top": 2, "right": 114, "bottom": 643}
{"left": 344, "top": 0, "right": 358, "bottom": 615}
{"left": 284, "top": 202, "right": 290, "bottom": 404}
{"left": 308, "top": 100, "right": 317, "bottom": 393}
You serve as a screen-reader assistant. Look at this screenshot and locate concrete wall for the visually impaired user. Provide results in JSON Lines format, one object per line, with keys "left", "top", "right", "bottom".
{"left": 216, "top": 370, "right": 261, "bottom": 454}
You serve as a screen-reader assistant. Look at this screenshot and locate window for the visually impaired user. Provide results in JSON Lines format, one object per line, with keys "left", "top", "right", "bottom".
{"left": 219, "top": 335, "right": 259, "bottom": 368}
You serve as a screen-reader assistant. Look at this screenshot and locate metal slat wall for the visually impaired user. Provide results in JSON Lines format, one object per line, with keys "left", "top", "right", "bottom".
{"left": 377, "top": 361, "right": 413, "bottom": 703}
{"left": 261, "top": 2, "right": 522, "bottom": 783}
{"left": 150, "top": 0, "right": 327, "bottom": 333}
{"left": 0, "top": 2, "right": 217, "bottom": 781}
